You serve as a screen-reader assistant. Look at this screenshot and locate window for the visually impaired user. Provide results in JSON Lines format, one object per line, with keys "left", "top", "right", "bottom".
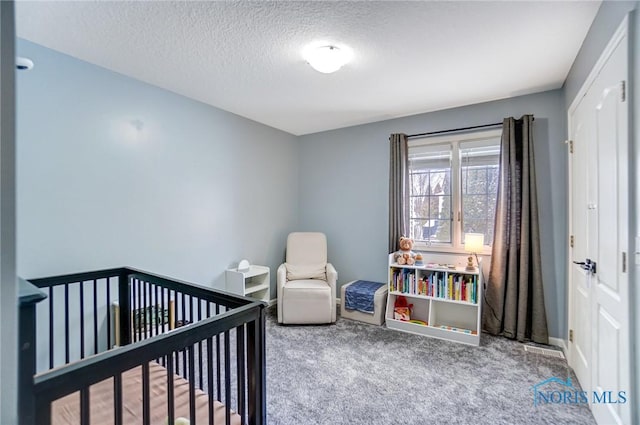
{"left": 408, "top": 129, "right": 501, "bottom": 251}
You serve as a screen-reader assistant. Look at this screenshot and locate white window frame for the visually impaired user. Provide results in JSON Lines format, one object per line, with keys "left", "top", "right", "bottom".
{"left": 408, "top": 128, "right": 501, "bottom": 254}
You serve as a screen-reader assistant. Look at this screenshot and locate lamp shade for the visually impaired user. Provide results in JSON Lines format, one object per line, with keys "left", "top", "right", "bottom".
{"left": 464, "top": 233, "right": 484, "bottom": 253}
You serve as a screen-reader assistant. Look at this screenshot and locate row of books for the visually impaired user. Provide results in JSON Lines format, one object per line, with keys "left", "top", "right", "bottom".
{"left": 389, "top": 269, "right": 478, "bottom": 304}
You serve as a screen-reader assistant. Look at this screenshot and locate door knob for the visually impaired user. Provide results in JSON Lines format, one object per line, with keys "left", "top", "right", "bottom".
{"left": 573, "top": 258, "right": 597, "bottom": 274}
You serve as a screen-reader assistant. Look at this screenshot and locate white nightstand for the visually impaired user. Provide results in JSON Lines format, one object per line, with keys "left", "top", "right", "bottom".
{"left": 225, "top": 265, "right": 270, "bottom": 303}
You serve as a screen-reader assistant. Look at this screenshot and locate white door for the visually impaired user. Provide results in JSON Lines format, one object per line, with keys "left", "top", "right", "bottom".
{"left": 568, "top": 17, "right": 630, "bottom": 425}
{"left": 568, "top": 91, "right": 593, "bottom": 394}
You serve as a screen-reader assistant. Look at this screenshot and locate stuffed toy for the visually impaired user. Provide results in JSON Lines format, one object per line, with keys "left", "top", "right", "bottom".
{"left": 393, "top": 295, "right": 413, "bottom": 321}
{"left": 394, "top": 236, "right": 416, "bottom": 265}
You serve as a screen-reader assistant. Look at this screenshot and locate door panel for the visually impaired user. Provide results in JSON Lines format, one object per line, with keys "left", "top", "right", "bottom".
{"left": 596, "top": 306, "right": 621, "bottom": 419}
{"left": 570, "top": 94, "right": 592, "bottom": 392}
{"left": 591, "top": 33, "right": 629, "bottom": 425}
{"left": 596, "top": 84, "right": 619, "bottom": 292}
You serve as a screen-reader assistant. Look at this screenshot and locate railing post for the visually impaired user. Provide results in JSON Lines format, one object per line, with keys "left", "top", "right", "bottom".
{"left": 18, "top": 279, "right": 47, "bottom": 425}
{"left": 246, "top": 304, "right": 266, "bottom": 425}
{"left": 118, "top": 270, "right": 132, "bottom": 346}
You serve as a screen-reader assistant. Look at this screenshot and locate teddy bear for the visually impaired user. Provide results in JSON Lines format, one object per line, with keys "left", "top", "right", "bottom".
{"left": 394, "top": 236, "right": 416, "bottom": 265}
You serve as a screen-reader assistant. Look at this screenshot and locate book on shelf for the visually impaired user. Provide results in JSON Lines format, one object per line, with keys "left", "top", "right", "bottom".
{"left": 438, "top": 325, "right": 478, "bottom": 335}
{"left": 389, "top": 268, "right": 478, "bottom": 304}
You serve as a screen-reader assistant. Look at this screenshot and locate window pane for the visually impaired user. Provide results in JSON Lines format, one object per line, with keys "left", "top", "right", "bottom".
{"left": 409, "top": 143, "right": 452, "bottom": 244}
{"left": 410, "top": 196, "right": 429, "bottom": 219}
{"left": 461, "top": 138, "right": 500, "bottom": 246}
{"left": 410, "top": 218, "right": 451, "bottom": 242}
{"left": 462, "top": 194, "right": 487, "bottom": 219}
{"left": 429, "top": 170, "right": 450, "bottom": 195}
{"left": 462, "top": 168, "right": 488, "bottom": 195}
{"left": 488, "top": 167, "right": 499, "bottom": 193}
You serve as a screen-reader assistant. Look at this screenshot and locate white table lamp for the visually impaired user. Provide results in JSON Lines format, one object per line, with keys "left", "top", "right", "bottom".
{"left": 464, "top": 233, "right": 484, "bottom": 271}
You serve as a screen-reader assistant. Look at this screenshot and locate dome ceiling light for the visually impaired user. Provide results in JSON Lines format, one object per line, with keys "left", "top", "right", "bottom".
{"left": 304, "top": 44, "right": 352, "bottom": 74}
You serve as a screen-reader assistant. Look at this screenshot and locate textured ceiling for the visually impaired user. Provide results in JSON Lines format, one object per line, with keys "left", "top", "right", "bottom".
{"left": 15, "top": 1, "right": 601, "bottom": 135}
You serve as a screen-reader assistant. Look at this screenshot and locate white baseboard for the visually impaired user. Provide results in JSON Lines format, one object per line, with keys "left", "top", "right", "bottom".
{"left": 548, "top": 337, "right": 567, "bottom": 356}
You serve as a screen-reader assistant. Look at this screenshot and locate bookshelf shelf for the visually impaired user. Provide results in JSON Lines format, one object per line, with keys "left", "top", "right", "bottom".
{"left": 385, "top": 254, "right": 482, "bottom": 346}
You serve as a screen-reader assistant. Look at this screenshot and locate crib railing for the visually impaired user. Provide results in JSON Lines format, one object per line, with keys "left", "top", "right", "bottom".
{"left": 19, "top": 267, "right": 266, "bottom": 425}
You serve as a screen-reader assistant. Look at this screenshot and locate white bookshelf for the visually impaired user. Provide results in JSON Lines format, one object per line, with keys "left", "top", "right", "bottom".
{"left": 385, "top": 254, "right": 482, "bottom": 346}
{"left": 225, "top": 265, "right": 270, "bottom": 303}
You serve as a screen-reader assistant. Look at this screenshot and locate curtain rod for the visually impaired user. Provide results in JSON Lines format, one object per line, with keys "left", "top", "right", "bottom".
{"left": 406, "top": 116, "right": 535, "bottom": 139}
{"left": 406, "top": 122, "right": 503, "bottom": 139}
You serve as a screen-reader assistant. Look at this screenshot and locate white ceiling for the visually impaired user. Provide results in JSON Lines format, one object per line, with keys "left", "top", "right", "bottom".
{"left": 15, "top": 1, "right": 601, "bottom": 136}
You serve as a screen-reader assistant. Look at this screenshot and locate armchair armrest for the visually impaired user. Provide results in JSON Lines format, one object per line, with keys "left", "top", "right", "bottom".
{"left": 277, "top": 263, "right": 287, "bottom": 323}
{"left": 326, "top": 263, "right": 337, "bottom": 322}
{"left": 326, "top": 263, "right": 337, "bottom": 286}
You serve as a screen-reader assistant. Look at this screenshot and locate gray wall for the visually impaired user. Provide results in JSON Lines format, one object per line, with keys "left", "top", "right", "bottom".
{"left": 0, "top": 1, "right": 17, "bottom": 423}
{"left": 563, "top": 2, "right": 639, "bottom": 420}
{"left": 298, "top": 90, "right": 567, "bottom": 340}
{"left": 16, "top": 40, "right": 299, "bottom": 299}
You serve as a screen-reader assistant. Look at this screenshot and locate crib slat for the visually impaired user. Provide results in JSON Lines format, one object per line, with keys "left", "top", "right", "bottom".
{"left": 237, "top": 325, "right": 246, "bottom": 423}
{"left": 118, "top": 271, "right": 132, "bottom": 347}
{"left": 216, "top": 304, "right": 221, "bottom": 401}
{"left": 173, "top": 291, "right": 179, "bottom": 375}
{"left": 207, "top": 336, "right": 214, "bottom": 425}
{"left": 167, "top": 354, "right": 175, "bottom": 425}
{"left": 224, "top": 330, "right": 231, "bottom": 425}
{"left": 155, "top": 284, "right": 160, "bottom": 337}
{"left": 189, "top": 294, "right": 194, "bottom": 325}
{"left": 143, "top": 280, "right": 148, "bottom": 341}
{"left": 93, "top": 279, "right": 98, "bottom": 354}
{"left": 198, "top": 299, "right": 203, "bottom": 390}
{"left": 135, "top": 279, "right": 141, "bottom": 343}
{"left": 181, "top": 292, "right": 187, "bottom": 378}
{"left": 142, "top": 362, "right": 150, "bottom": 425}
{"left": 147, "top": 280, "right": 152, "bottom": 339}
{"left": 107, "top": 278, "right": 112, "bottom": 349}
{"left": 189, "top": 346, "right": 196, "bottom": 425}
{"left": 49, "top": 287, "right": 54, "bottom": 369}
{"left": 80, "top": 282, "right": 85, "bottom": 359}
{"left": 64, "top": 283, "right": 70, "bottom": 364}
{"left": 80, "top": 387, "right": 90, "bottom": 425}
{"left": 161, "top": 288, "right": 166, "bottom": 367}
{"left": 114, "top": 373, "right": 123, "bottom": 425}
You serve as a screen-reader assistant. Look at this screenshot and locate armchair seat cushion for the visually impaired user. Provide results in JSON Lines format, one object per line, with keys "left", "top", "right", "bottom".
{"left": 281, "top": 279, "right": 333, "bottom": 324}
{"left": 283, "top": 279, "right": 330, "bottom": 290}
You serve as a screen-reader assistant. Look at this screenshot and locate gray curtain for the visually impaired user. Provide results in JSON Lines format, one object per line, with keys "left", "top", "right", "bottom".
{"left": 389, "top": 134, "right": 409, "bottom": 253}
{"left": 483, "top": 115, "right": 549, "bottom": 344}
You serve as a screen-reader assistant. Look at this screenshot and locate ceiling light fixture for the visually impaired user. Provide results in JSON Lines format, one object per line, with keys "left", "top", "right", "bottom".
{"left": 304, "top": 45, "right": 351, "bottom": 74}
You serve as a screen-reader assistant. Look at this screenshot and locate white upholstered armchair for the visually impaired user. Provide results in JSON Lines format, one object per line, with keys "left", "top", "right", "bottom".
{"left": 277, "top": 232, "right": 337, "bottom": 324}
